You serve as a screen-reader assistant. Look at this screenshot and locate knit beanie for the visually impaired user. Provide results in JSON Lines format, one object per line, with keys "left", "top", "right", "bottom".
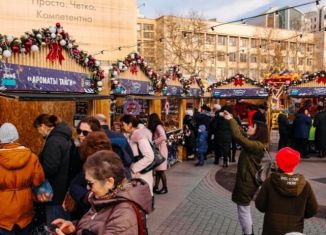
{"left": 276, "top": 147, "right": 300, "bottom": 173}
{"left": 0, "top": 123, "right": 19, "bottom": 144}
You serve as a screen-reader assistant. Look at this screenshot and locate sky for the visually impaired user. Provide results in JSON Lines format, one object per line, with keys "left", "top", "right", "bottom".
{"left": 138, "top": 0, "right": 322, "bottom": 22}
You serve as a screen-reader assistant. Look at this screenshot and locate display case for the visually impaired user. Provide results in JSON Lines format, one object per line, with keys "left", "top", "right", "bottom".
{"left": 111, "top": 97, "right": 150, "bottom": 132}
{"left": 161, "top": 98, "right": 181, "bottom": 132}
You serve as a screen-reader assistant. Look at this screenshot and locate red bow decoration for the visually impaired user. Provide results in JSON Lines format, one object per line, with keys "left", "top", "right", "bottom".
{"left": 130, "top": 63, "right": 138, "bottom": 75}
{"left": 317, "top": 76, "right": 326, "bottom": 84}
{"left": 46, "top": 42, "right": 65, "bottom": 64}
{"left": 234, "top": 79, "right": 244, "bottom": 86}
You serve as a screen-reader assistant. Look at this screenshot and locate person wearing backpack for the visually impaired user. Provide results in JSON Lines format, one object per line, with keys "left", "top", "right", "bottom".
{"left": 53, "top": 150, "right": 153, "bottom": 235}
{"left": 95, "top": 114, "right": 133, "bottom": 179}
{"left": 255, "top": 147, "right": 318, "bottom": 235}
{"left": 223, "top": 110, "right": 269, "bottom": 235}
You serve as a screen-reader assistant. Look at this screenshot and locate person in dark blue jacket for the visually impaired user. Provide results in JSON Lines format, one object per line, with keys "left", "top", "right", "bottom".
{"left": 292, "top": 107, "right": 312, "bottom": 158}
{"left": 95, "top": 114, "right": 133, "bottom": 179}
{"left": 195, "top": 124, "right": 208, "bottom": 166}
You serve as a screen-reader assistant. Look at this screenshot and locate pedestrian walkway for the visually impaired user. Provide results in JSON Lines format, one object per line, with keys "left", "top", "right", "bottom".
{"left": 148, "top": 156, "right": 326, "bottom": 235}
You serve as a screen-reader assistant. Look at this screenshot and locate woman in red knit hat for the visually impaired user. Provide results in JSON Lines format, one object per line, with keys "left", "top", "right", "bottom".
{"left": 255, "top": 147, "right": 319, "bottom": 235}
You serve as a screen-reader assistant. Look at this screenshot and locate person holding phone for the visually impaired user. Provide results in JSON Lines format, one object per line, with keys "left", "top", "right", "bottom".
{"left": 223, "top": 110, "right": 269, "bottom": 235}
{"left": 52, "top": 150, "right": 152, "bottom": 235}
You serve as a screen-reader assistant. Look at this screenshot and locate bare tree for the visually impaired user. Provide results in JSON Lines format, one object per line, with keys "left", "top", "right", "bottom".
{"left": 155, "top": 11, "right": 209, "bottom": 76}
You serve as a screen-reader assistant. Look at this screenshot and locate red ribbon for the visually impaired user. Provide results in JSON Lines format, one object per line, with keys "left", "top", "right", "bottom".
{"left": 317, "top": 76, "right": 326, "bottom": 84}
{"left": 234, "top": 79, "right": 244, "bottom": 86}
{"left": 130, "top": 63, "right": 138, "bottom": 75}
{"left": 46, "top": 42, "right": 65, "bottom": 64}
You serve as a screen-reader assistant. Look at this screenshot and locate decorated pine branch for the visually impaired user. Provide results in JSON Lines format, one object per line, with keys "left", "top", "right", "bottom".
{"left": 0, "top": 23, "right": 104, "bottom": 93}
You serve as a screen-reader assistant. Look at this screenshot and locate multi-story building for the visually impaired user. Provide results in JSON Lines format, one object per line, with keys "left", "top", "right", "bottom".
{"left": 246, "top": 7, "right": 304, "bottom": 31}
{"left": 137, "top": 15, "right": 319, "bottom": 82}
{"left": 305, "top": 6, "right": 326, "bottom": 31}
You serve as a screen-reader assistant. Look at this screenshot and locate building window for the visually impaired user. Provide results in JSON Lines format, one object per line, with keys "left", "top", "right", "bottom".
{"left": 249, "top": 69, "right": 258, "bottom": 79}
{"left": 289, "top": 57, "right": 295, "bottom": 65}
{"left": 228, "top": 52, "right": 236, "bottom": 62}
{"left": 229, "top": 37, "right": 238, "bottom": 47}
{"left": 206, "top": 34, "right": 216, "bottom": 45}
{"left": 143, "top": 32, "right": 154, "bottom": 39}
{"left": 239, "top": 69, "right": 248, "bottom": 76}
{"left": 228, "top": 68, "right": 237, "bottom": 77}
{"left": 217, "top": 67, "right": 225, "bottom": 78}
{"left": 137, "top": 23, "right": 141, "bottom": 31}
{"left": 260, "top": 55, "right": 268, "bottom": 64}
{"left": 307, "top": 58, "right": 313, "bottom": 66}
{"left": 250, "top": 54, "right": 257, "bottom": 63}
{"left": 218, "top": 35, "right": 227, "bottom": 45}
{"left": 280, "top": 42, "right": 287, "bottom": 50}
{"left": 290, "top": 42, "right": 297, "bottom": 51}
{"left": 282, "top": 56, "right": 288, "bottom": 64}
{"left": 298, "top": 58, "right": 304, "bottom": 65}
{"left": 261, "top": 39, "right": 268, "bottom": 49}
{"left": 137, "top": 31, "right": 142, "bottom": 38}
{"left": 240, "top": 38, "right": 249, "bottom": 47}
{"left": 143, "top": 24, "right": 154, "bottom": 31}
{"left": 240, "top": 53, "right": 247, "bottom": 63}
{"left": 307, "top": 44, "right": 314, "bottom": 53}
{"left": 217, "top": 51, "right": 225, "bottom": 61}
{"left": 251, "top": 38, "right": 259, "bottom": 48}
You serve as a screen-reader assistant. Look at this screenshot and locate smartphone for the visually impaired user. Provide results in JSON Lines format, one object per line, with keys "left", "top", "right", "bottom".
{"left": 44, "top": 224, "right": 58, "bottom": 234}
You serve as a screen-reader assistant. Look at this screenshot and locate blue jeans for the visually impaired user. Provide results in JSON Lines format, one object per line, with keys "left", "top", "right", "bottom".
{"left": 45, "top": 204, "right": 70, "bottom": 225}
{"left": 0, "top": 224, "right": 31, "bottom": 235}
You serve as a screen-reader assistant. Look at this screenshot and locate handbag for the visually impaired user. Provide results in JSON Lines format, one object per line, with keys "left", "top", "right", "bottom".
{"left": 255, "top": 148, "right": 277, "bottom": 186}
{"left": 62, "top": 190, "right": 77, "bottom": 213}
{"left": 135, "top": 141, "right": 165, "bottom": 174}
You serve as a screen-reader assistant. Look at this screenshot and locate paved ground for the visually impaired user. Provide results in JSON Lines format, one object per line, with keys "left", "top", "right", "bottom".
{"left": 148, "top": 153, "right": 326, "bottom": 235}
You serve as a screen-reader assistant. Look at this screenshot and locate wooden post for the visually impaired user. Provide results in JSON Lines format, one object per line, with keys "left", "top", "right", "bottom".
{"left": 178, "top": 99, "right": 187, "bottom": 161}
{"left": 149, "top": 96, "right": 162, "bottom": 118}
{"left": 92, "top": 77, "right": 110, "bottom": 119}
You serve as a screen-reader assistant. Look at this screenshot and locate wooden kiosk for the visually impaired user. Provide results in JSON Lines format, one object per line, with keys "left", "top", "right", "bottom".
{"left": 0, "top": 24, "right": 109, "bottom": 153}
{"left": 109, "top": 53, "right": 164, "bottom": 130}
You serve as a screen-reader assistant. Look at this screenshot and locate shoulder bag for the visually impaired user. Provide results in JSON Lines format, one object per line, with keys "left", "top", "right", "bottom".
{"left": 135, "top": 141, "right": 165, "bottom": 174}
{"left": 255, "top": 148, "right": 277, "bottom": 186}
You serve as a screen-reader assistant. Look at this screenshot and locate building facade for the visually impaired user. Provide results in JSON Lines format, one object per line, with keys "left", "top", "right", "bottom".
{"left": 305, "top": 6, "right": 326, "bottom": 31}
{"left": 137, "top": 15, "right": 319, "bottom": 82}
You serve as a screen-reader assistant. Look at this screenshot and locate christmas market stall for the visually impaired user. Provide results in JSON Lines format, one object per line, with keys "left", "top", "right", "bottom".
{"left": 0, "top": 23, "right": 108, "bottom": 153}
{"left": 160, "top": 66, "right": 185, "bottom": 165}
{"left": 207, "top": 74, "right": 269, "bottom": 128}
{"left": 262, "top": 69, "right": 301, "bottom": 128}
{"left": 109, "top": 52, "right": 165, "bottom": 131}
{"left": 287, "top": 71, "right": 326, "bottom": 116}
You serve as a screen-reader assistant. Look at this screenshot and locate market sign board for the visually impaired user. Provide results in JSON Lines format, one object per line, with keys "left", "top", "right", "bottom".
{"left": 189, "top": 88, "right": 202, "bottom": 97}
{"left": 112, "top": 78, "right": 154, "bottom": 95}
{"left": 163, "top": 85, "right": 183, "bottom": 96}
{"left": 288, "top": 87, "right": 326, "bottom": 97}
{"left": 212, "top": 88, "right": 268, "bottom": 98}
{"left": 0, "top": 63, "right": 93, "bottom": 93}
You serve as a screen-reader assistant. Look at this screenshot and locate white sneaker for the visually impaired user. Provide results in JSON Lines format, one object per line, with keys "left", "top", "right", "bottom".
{"left": 188, "top": 154, "right": 195, "bottom": 159}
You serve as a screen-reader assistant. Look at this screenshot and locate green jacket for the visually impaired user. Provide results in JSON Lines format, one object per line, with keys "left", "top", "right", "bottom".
{"left": 229, "top": 119, "right": 267, "bottom": 205}
{"left": 255, "top": 172, "right": 318, "bottom": 235}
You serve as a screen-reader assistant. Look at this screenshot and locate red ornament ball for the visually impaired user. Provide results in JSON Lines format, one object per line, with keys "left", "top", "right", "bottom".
{"left": 25, "top": 40, "right": 32, "bottom": 47}
{"left": 11, "top": 45, "right": 20, "bottom": 53}
{"left": 56, "top": 22, "right": 61, "bottom": 28}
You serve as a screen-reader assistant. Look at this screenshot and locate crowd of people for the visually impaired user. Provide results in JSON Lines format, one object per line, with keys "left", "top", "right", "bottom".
{"left": 278, "top": 100, "right": 326, "bottom": 159}
{"left": 0, "top": 112, "right": 169, "bottom": 235}
{"left": 0, "top": 99, "right": 323, "bottom": 235}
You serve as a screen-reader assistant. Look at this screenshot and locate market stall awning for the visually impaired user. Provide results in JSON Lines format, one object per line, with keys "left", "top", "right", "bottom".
{"left": 0, "top": 92, "right": 109, "bottom": 101}
{"left": 212, "top": 88, "right": 268, "bottom": 99}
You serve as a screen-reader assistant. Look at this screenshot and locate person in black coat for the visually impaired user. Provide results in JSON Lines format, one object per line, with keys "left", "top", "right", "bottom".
{"left": 278, "top": 111, "right": 291, "bottom": 150}
{"left": 211, "top": 105, "right": 232, "bottom": 166}
{"left": 183, "top": 111, "right": 196, "bottom": 159}
{"left": 314, "top": 106, "right": 326, "bottom": 158}
{"left": 34, "top": 114, "right": 72, "bottom": 225}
